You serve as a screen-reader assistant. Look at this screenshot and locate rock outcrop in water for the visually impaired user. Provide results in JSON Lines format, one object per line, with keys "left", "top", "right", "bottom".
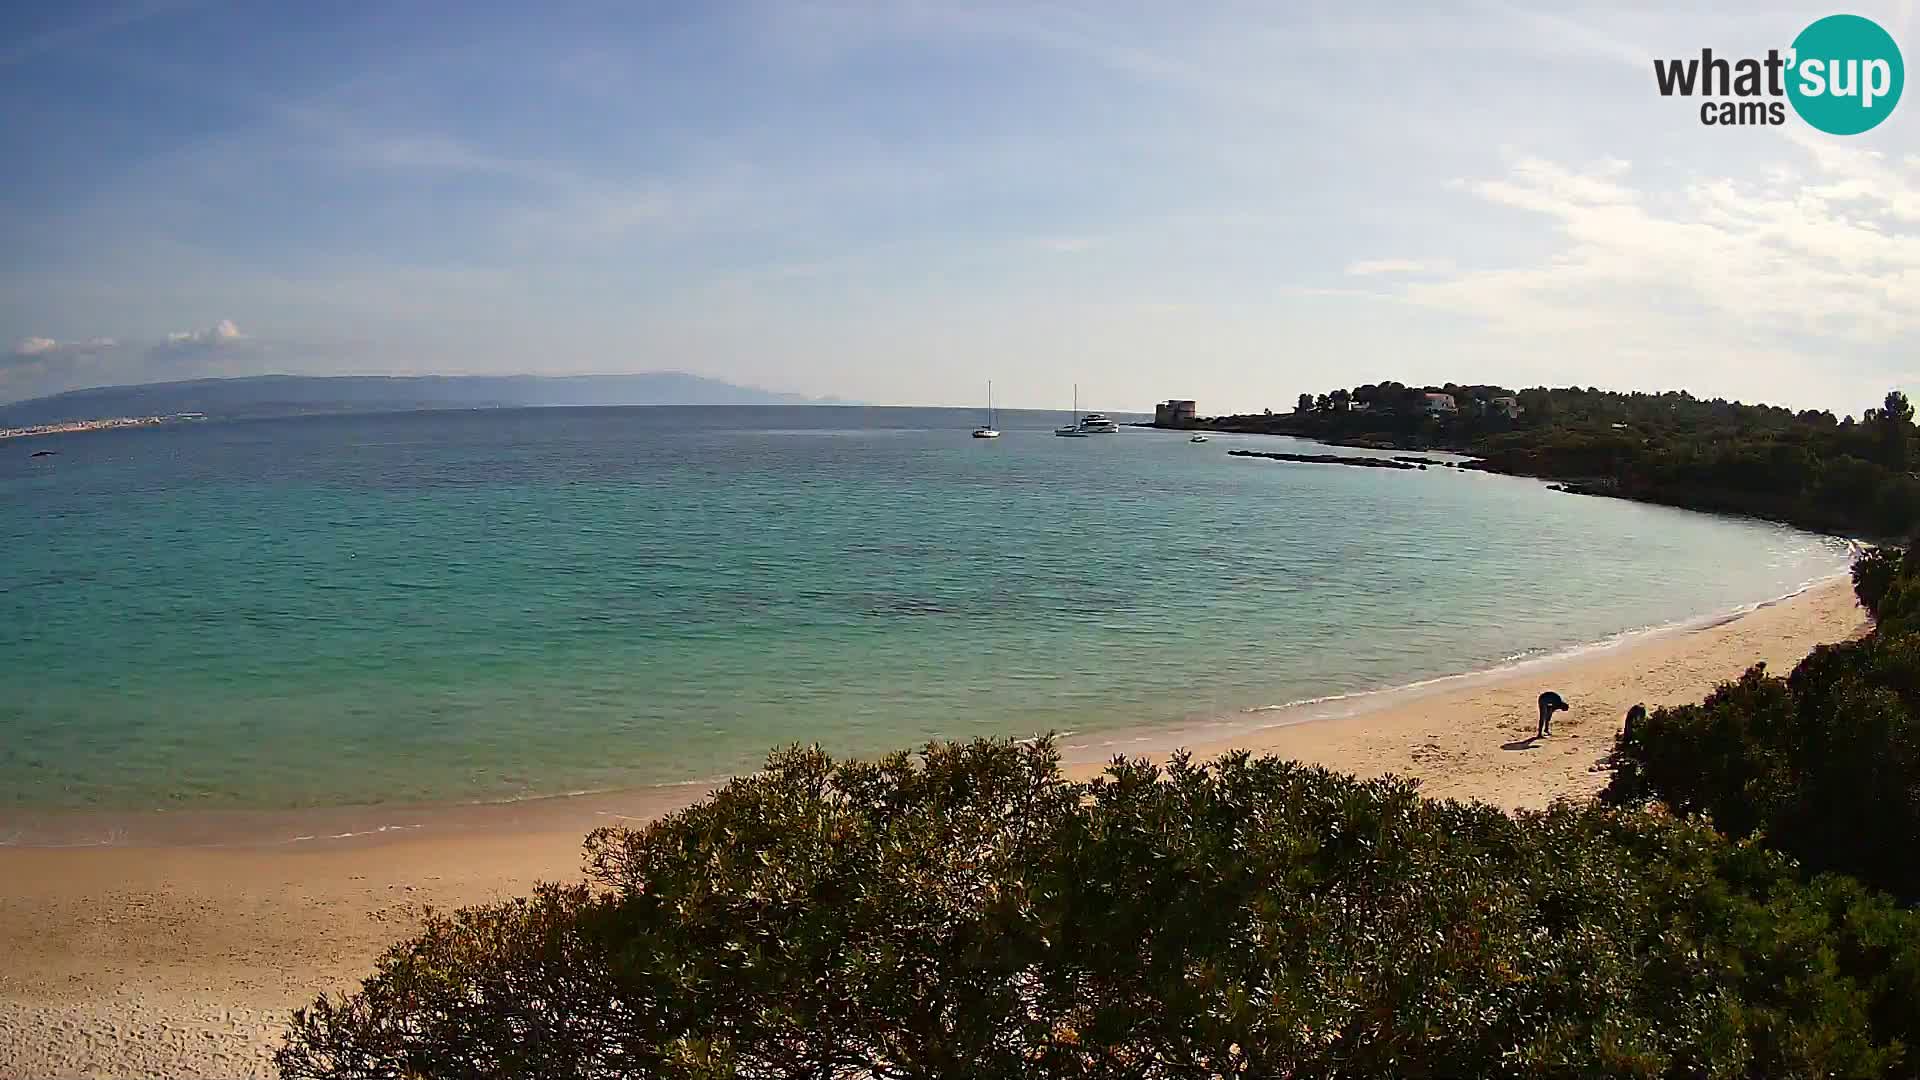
{"left": 1227, "top": 450, "right": 1419, "bottom": 470}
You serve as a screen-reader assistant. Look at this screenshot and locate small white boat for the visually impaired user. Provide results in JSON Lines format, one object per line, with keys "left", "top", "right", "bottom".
{"left": 971, "top": 381, "right": 1000, "bottom": 439}
{"left": 1189, "top": 434, "right": 1209, "bottom": 443}
{"left": 1076, "top": 412, "right": 1120, "bottom": 434}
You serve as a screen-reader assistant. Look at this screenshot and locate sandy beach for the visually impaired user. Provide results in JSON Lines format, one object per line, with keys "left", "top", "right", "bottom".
{"left": 0, "top": 578, "right": 1868, "bottom": 1079}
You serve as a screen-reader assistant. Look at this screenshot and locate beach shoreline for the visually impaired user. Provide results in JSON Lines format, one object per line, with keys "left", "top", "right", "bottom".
{"left": 0, "top": 577, "right": 1871, "bottom": 1078}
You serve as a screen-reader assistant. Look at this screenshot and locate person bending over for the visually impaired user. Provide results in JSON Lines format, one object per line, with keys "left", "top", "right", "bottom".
{"left": 1537, "top": 691, "right": 1569, "bottom": 737}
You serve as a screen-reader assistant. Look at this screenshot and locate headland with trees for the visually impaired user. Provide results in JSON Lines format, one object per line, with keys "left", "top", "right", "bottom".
{"left": 1158, "top": 383, "right": 1920, "bottom": 540}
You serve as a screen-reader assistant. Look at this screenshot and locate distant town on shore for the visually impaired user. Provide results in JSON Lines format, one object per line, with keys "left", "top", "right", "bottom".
{"left": 0, "top": 413, "right": 203, "bottom": 441}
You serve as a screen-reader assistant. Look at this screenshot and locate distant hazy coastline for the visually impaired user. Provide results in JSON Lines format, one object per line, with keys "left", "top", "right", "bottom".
{"left": 0, "top": 372, "right": 857, "bottom": 426}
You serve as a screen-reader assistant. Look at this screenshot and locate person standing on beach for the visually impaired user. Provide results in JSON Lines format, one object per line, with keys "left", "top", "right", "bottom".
{"left": 1538, "top": 691, "right": 1569, "bottom": 737}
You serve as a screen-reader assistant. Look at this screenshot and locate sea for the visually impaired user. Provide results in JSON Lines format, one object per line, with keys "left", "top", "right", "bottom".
{"left": 0, "top": 405, "right": 1853, "bottom": 819}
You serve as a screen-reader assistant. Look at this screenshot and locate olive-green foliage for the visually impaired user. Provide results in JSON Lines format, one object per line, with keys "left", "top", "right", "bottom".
{"left": 280, "top": 740, "right": 1920, "bottom": 1079}
{"left": 1604, "top": 555, "right": 1920, "bottom": 905}
{"left": 1209, "top": 386, "right": 1920, "bottom": 539}
{"left": 1854, "top": 545, "right": 1904, "bottom": 621}
{"left": 1858, "top": 541, "right": 1920, "bottom": 639}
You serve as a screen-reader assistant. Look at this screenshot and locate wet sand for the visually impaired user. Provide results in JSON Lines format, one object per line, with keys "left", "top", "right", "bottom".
{"left": 0, "top": 578, "right": 1868, "bottom": 1078}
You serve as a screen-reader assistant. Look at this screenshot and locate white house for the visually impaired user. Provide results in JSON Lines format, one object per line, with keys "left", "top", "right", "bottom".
{"left": 1422, "top": 392, "right": 1458, "bottom": 415}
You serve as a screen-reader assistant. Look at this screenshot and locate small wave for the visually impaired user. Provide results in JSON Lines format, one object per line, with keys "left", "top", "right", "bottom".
{"left": 1245, "top": 687, "right": 1374, "bottom": 714}
{"left": 0, "top": 833, "right": 127, "bottom": 849}
{"left": 1012, "top": 730, "right": 1075, "bottom": 746}
{"left": 291, "top": 823, "right": 425, "bottom": 844}
{"left": 464, "top": 786, "right": 619, "bottom": 807}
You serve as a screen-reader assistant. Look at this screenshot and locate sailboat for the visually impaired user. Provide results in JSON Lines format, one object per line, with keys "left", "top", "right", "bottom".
{"left": 1054, "top": 384, "right": 1089, "bottom": 437}
{"left": 971, "top": 381, "right": 1001, "bottom": 438}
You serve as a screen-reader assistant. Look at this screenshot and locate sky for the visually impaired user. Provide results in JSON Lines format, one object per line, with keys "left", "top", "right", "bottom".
{"left": 2, "top": 1, "right": 1917, "bottom": 414}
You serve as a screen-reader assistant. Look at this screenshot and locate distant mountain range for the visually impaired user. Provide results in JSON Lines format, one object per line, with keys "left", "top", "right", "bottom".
{"left": 0, "top": 374, "right": 854, "bottom": 425}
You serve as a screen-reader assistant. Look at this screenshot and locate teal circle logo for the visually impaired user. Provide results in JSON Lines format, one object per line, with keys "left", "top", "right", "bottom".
{"left": 1787, "top": 14, "right": 1903, "bottom": 134}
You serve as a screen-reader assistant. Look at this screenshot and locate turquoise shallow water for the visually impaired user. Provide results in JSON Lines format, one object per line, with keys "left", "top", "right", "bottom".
{"left": 0, "top": 406, "right": 1851, "bottom": 812}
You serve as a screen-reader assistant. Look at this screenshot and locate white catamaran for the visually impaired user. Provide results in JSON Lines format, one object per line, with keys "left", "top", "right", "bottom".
{"left": 971, "top": 381, "right": 1000, "bottom": 439}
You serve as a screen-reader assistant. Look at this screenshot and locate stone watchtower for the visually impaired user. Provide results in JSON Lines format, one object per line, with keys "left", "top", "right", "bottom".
{"left": 1155, "top": 399, "right": 1197, "bottom": 427}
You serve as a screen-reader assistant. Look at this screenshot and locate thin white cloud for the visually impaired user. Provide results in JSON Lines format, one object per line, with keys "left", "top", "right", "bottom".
{"left": 9, "top": 335, "right": 117, "bottom": 359}
{"left": 501, "top": 189, "right": 679, "bottom": 246}
{"left": 869, "top": 4, "right": 1318, "bottom": 119}
{"left": 1346, "top": 259, "right": 1452, "bottom": 276}
{"left": 1464, "top": 155, "right": 1637, "bottom": 215}
{"left": 1400, "top": 143, "right": 1920, "bottom": 353}
{"left": 1281, "top": 286, "right": 1394, "bottom": 299}
{"left": 277, "top": 111, "right": 695, "bottom": 244}
{"left": 0, "top": 322, "right": 322, "bottom": 403}
{"left": 164, "top": 319, "right": 244, "bottom": 346}
{"left": 0, "top": 0, "right": 202, "bottom": 69}
{"left": 1476, "top": 2, "right": 1650, "bottom": 69}
{"left": 277, "top": 109, "right": 583, "bottom": 190}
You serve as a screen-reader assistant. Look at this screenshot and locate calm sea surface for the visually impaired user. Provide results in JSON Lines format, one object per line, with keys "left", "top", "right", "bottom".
{"left": 0, "top": 406, "right": 1851, "bottom": 812}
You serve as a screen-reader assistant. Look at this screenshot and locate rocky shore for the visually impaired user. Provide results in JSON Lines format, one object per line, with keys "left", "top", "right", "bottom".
{"left": 1228, "top": 449, "right": 1435, "bottom": 470}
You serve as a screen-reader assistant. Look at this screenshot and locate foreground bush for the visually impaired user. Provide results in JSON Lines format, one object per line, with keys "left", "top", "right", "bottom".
{"left": 280, "top": 740, "right": 1920, "bottom": 1079}
{"left": 1605, "top": 552, "right": 1920, "bottom": 904}
{"left": 1852, "top": 543, "right": 1903, "bottom": 621}
{"left": 1857, "top": 540, "right": 1920, "bottom": 637}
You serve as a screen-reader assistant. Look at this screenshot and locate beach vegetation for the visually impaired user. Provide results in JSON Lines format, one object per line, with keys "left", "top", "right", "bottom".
{"left": 1604, "top": 546, "right": 1920, "bottom": 905}
{"left": 1851, "top": 543, "right": 1904, "bottom": 621}
{"left": 279, "top": 739, "right": 1920, "bottom": 1079}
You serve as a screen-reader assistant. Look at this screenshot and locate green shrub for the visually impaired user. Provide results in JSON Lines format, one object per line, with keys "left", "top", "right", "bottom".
{"left": 1609, "top": 552, "right": 1920, "bottom": 905}
{"left": 1854, "top": 545, "right": 1903, "bottom": 620}
{"left": 1862, "top": 540, "right": 1920, "bottom": 637}
{"left": 281, "top": 740, "right": 1920, "bottom": 1079}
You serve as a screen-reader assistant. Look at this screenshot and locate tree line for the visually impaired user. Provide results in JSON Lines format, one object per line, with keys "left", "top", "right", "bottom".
{"left": 1188, "top": 384, "right": 1920, "bottom": 540}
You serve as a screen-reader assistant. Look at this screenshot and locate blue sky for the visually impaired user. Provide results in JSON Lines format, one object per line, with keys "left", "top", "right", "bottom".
{"left": 2, "top": 1, "right": 1916, "bottom": 412}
